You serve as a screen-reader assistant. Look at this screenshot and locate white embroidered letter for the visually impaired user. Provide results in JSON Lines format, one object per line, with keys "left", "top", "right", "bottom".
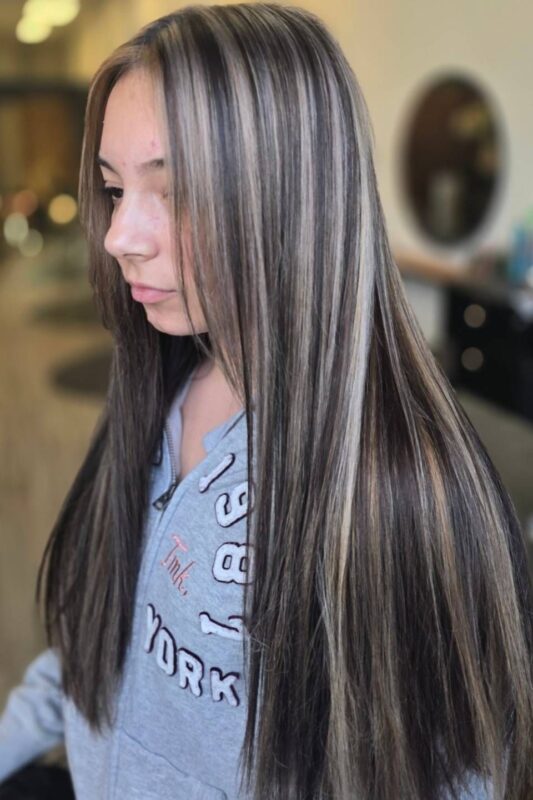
{"left": 178, "top": 649, "right": 204, "bottom": 697}
{"left": 156, "top": 627, "right": 177, "bottom": 676}
{"left": 144, "top": 603, "right": 161, "bottom": 653}
{"left": 198, "top": 453, "right": 235, "bottom": 493}
{"left": 212, "top": 542, "right": 254, "bottom": 584}
{"left": 210, "top": 668, "right": 240, "bottom": 707}
{"left": 199, "top": 612, "right": 244, "bottom": 641}
{"left": 215, "top": 481, "right": 249, "bottom": 527}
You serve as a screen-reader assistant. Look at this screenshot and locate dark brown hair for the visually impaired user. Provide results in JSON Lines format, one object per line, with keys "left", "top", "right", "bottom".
{"left": 38, "top": 4, "right": 533, "bottom": 799}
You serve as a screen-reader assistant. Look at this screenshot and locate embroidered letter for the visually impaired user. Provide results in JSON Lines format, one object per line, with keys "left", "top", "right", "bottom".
{"left": 178, "top": 649, "right": 204, "bottom": 697}
{"left": 210, "top": 668, "right": 240, "bottom": 707}
{"left": 161, "top": 534, "right": 188, "bottom": 565}
{"left": 212, "top": 542, "right": 254, "bottom": 584}
{"left": 144, "top": 603, "right": 161, "bottom": 653}
{"left": 156, "top": 627, "right": 177, "bottom": 676}
{"left": 161, "top": 535, "right": 195, "bottom": 596}
{"left": 168, "top": 558, "right": 195, "bottom": 596}
{"left": 198, "top": 453, "right": 235, "bottom": 493}
{"left": 199, "top": 612, "right": 244, "bottom": 641}
{"left": 215, "top": 481, "right": 249, "bottom": 527}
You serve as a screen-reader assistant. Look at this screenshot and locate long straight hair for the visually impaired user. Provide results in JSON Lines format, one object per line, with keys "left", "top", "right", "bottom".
{"left": 37, "top": 4, "right": 533, "bottom": 799}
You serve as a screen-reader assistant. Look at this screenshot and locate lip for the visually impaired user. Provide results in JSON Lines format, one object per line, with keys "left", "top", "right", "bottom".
{"left": 129, "top": 283, "right": 176, "bottom": 304}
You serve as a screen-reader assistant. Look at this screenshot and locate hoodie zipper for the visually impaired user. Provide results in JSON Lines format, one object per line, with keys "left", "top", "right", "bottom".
{"left": 152, "top": 371, "right": 195, "bottom": 512}
{"left": 152, "top": 422, "right": 179, "bottom": 511}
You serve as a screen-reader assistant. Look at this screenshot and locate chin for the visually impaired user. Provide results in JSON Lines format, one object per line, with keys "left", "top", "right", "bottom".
{"left": 143, "top": 306, "right": 207, "bottom": 336}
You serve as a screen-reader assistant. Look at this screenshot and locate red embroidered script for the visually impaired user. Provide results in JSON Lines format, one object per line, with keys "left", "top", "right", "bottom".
{"left": 160, "top": 534, "right": 195, "bottom": 597}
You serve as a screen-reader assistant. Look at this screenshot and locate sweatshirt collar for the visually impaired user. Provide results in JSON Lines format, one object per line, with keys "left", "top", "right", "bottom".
{"left": 201, "top": 408, "right": 246, "bottom": 453}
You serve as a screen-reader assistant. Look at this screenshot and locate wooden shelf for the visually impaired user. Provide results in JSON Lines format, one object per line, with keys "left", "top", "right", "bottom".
{"left": 394, "top": 249, "right": 474, "bottom": 286}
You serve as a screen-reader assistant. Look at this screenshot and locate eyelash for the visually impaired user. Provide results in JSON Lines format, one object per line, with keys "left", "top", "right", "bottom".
{"left": 102, "top": 186, "right": 123, "bottom": 204}
{"left": 101, "top": 186, "right": 170, "bottom": 205}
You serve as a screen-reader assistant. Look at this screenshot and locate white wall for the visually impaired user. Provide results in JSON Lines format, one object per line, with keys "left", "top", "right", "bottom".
{"left": 310, "top": 0, "right": 532, "bottom": 346}
{"left": 342, "top": 0, "right": 532, "bottom": 266}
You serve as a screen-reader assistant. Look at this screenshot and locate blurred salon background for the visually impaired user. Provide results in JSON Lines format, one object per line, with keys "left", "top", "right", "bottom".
{"left": 1, "top": 0, "right": 532, "bottom": 712}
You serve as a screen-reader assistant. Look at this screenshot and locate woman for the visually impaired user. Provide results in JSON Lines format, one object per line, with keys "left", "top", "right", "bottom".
{"left": 0, "top": 4, "right": 532, "bottom": 799}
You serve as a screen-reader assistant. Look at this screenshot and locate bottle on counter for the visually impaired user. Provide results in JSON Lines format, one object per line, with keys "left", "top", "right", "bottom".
{"left": 508, "top": 207, "right": 533, "bottom": 286}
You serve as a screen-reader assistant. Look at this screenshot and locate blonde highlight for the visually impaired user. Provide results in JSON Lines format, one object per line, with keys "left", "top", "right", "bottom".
{"left": 38, "top": 5, "right": 533, "bottom": 799}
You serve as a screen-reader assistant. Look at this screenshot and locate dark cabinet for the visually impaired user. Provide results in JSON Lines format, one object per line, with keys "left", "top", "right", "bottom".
{"left": 445, "top": 282, "right": 533, "bottom": 423}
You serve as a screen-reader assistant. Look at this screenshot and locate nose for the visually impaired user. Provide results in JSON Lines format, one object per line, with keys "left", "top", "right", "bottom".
{"left": 103, "top": 194, "right": 157, "bottom": 262}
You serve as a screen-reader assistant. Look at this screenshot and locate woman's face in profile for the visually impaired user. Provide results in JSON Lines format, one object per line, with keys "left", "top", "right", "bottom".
{"left": 99, "top": 67, "right": 207, "bottom": 336}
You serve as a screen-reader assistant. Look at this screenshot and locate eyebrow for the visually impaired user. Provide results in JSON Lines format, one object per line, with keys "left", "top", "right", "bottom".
{"left": 97, "top": 155, "right": 167, "bottom": 175}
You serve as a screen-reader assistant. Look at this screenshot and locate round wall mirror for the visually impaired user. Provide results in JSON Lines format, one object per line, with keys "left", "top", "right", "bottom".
{"left": 400, "top": 74, "right": 504, "bottom": 246}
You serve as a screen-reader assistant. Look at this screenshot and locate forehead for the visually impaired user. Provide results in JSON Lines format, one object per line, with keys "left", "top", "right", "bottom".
{"left": 100, "top": 68, "right": 165, "bottom": 163}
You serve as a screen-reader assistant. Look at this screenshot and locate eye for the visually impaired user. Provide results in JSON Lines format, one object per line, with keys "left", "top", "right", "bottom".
{"left": 102, "top": 185, "right": 123, "bottom": 204}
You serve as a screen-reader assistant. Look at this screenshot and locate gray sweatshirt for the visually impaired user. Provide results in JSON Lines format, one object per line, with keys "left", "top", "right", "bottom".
{"left": 0, "top": 374, "right": 496, "bottom": 799}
